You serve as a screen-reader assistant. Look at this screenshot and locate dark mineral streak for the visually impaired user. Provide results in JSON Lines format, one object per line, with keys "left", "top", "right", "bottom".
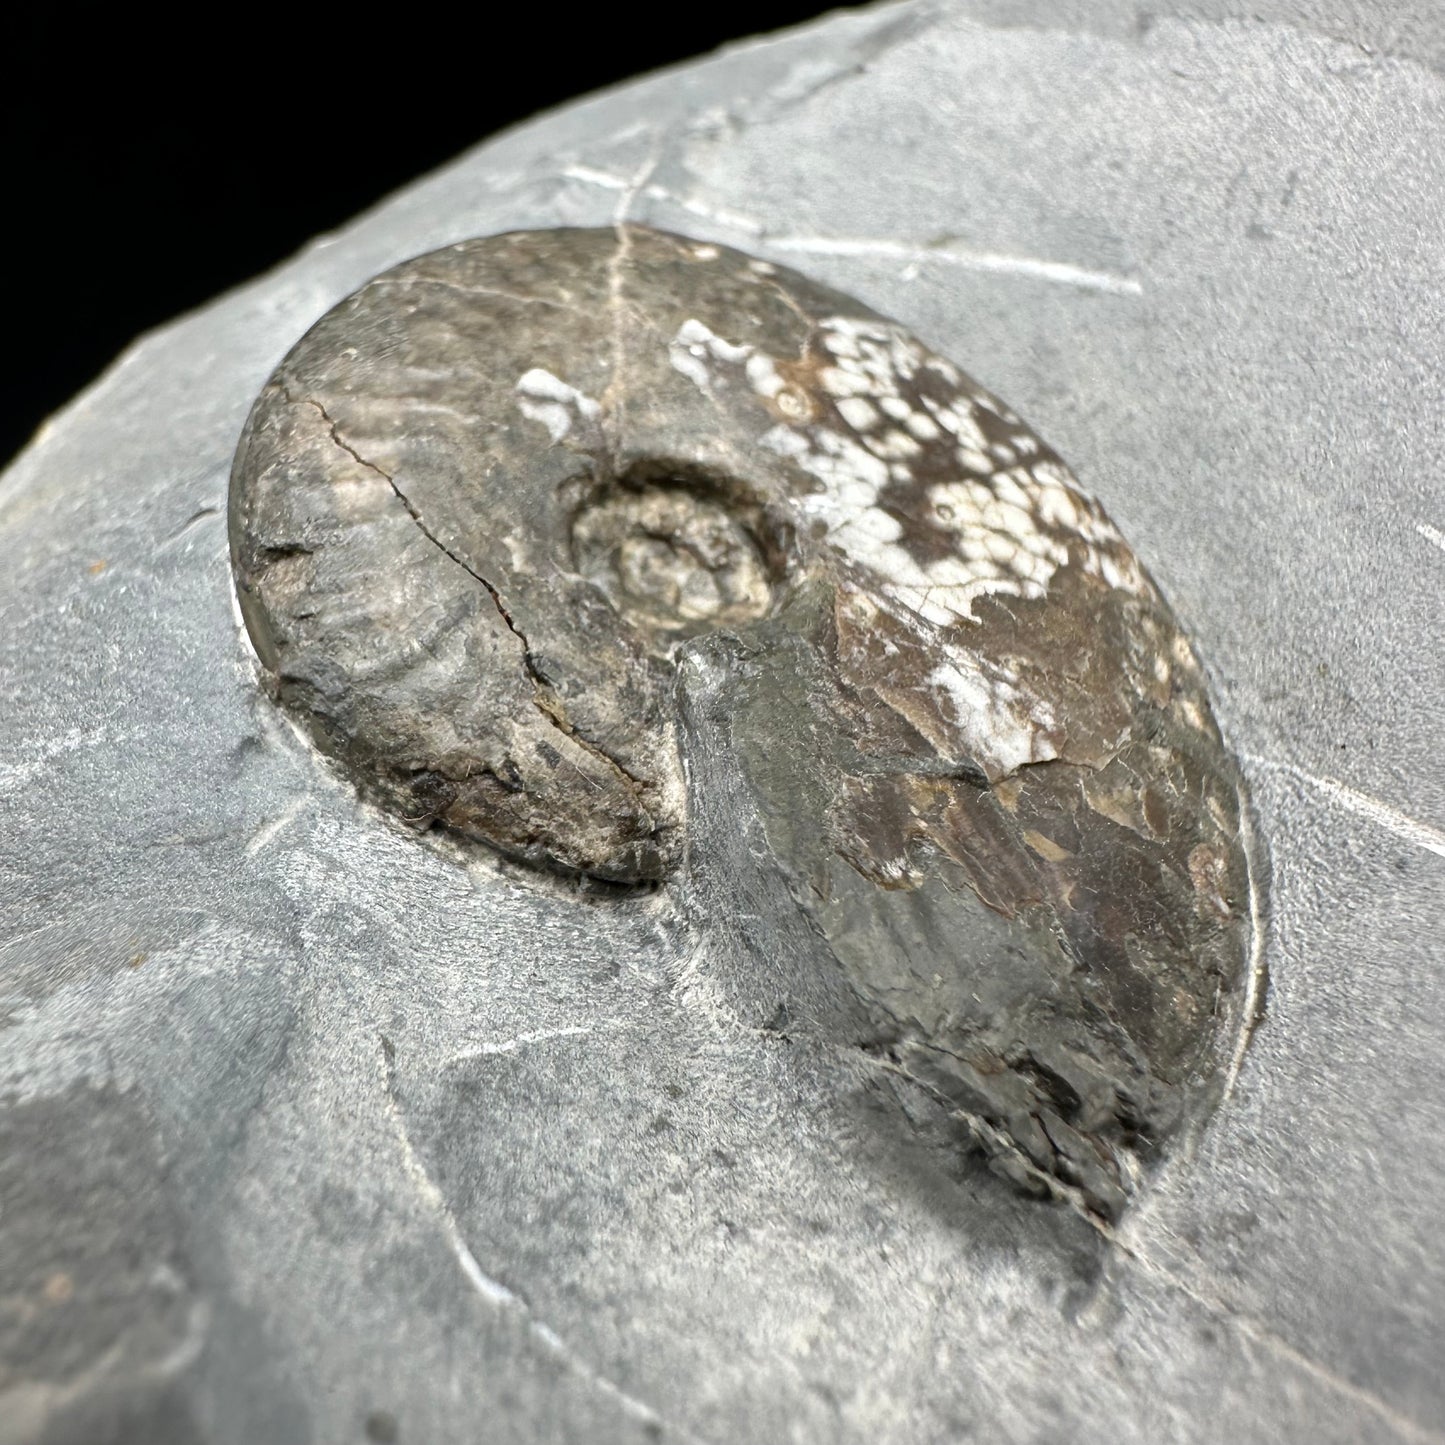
{"left": 229, "top": 226, "right": 1259, "bottom": 1217}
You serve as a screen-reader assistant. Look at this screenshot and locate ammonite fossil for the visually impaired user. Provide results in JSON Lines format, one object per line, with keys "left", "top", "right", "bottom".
{"left": 229, "top": 226, "right": 1261, "bottom": 1219}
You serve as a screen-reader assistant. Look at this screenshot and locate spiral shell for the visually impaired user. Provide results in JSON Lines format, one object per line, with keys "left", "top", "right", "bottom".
{"left": 229, "top": 226, "right": 1259, "bottom": 1217}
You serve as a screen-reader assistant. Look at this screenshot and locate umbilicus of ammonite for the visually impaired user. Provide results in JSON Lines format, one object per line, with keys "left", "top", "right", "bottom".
{"left": 229, "top": 226, "right": 1261, "bottom": 1220}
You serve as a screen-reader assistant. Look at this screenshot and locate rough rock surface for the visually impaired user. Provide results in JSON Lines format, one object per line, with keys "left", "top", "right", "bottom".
{"left": 2, "top": 3, "right": 1443, "bottom": 1442}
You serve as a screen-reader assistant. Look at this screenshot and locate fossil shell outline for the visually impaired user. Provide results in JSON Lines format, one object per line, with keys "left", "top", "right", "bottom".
{"left": 229, "top": 226, "right": 1261, "bottom": 1217}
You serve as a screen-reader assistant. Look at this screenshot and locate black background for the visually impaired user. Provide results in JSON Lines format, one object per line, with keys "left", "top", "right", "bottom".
{"left": 5, "top": 8, "right": 844, "bottom": 470}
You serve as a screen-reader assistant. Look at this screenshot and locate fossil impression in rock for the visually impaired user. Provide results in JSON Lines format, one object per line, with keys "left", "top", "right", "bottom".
{"left": 229, "top": 226, "right": 1260, "bottom": 1218}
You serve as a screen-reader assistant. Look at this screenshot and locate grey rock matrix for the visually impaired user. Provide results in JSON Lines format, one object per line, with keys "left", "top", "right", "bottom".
{"left": 2, "top": 3, "right": 1443, "bottom": 1443}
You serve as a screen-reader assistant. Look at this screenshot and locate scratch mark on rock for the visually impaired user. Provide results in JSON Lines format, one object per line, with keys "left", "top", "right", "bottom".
{"left": 561, "top": 166, "right": 1140, "bottom": 295}
{"left": 561, "top": 163, "right": 632, "bottom": 193}
{"left": 385, "top": 1072, "right": 521, "bottom": 1311}
{"left": 642, "top": 185, "right": 767, "bottom": 238}
{"left": 564, "top": 167, "right": 764, "bottom": 236}
{"left": 448, "top": 1024, "right": 593, "bottom": 1063}
{"left": 1416, "top": 521, "right": 1445, "bottom": 555}
{"left": 765, "top": 234, "right": 1143, "bottom": 296}
{"left": 378, "top": 1037, "right": 704, "bottom": 1441}
{"left": 1235, "top": 1319, "right": 1445, "bottom": 1445}
{"left": 1244, "top": 753, "right": 1445, "bottom": 860}
{"left": 245, "top": 796, "right": 308, "bottom": 857}
{"left": 1103, "top": 1224, "right": 1445, "bottom": 1444}
{"left": 162, "top": 506, "right": 221, "bottom": 548}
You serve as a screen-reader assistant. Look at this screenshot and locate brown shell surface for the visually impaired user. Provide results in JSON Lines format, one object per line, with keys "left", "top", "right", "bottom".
{"left": 229, "top": 226, "right": 1260, "bottom": 1217}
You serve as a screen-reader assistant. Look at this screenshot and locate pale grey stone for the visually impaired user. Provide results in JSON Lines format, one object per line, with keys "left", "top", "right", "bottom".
{"left": 2, "top": 4, "right": 1443, "bottom": 1442}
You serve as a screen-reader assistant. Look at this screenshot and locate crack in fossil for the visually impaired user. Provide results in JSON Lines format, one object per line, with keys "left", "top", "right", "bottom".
{"left": 290, "top": 391, "right": 655, "bottom": 803}
{"left": 599, "top": 146, "right": 662, "bottom": 469}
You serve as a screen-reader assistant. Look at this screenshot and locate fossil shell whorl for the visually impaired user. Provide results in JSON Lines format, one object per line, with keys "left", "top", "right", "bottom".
{"left": 229, "top": 225, "right": 1259, "bottom": 1216}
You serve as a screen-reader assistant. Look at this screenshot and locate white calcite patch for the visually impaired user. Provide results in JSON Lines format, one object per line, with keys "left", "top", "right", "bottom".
{"left": 666, "top": 313, "right": 1146, "bottom": 630}
{"left": 927, "top": 656, "right": 1061, "bottom": 775}
{"left": 668, "top": 319, "right": 752, "bottom": 394}
{"left": 659, "top": 312, "right": 1154, "bottom": 777}
{"left": 790, "top": 316, "right": 1146, "bottom": 619}
{"left": 839, "top": 588, "right": 1062, "bottom": 779}
{"left": 767, "top": 431, "right": 1021, "bottom": 626}
{"left": 514, "top": 368, "right": 601, "bottom": 443}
